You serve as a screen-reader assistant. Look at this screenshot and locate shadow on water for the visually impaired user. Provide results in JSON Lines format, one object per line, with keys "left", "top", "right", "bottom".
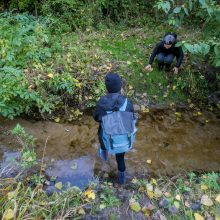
{"left": 0, "top": 109, "right": 220, "bottom": 189}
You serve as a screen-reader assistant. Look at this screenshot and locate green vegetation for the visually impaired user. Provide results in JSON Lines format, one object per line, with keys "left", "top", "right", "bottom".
{"left": 0, "top": 2, "right": 220, "bottom": 218}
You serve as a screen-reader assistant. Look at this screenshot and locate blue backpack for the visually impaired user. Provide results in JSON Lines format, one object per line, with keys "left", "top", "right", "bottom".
{"left": 101, "top": 98, "right": 137, "bottom": 154}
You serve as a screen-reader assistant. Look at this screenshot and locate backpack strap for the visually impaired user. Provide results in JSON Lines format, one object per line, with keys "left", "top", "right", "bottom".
{"left": 119, "top": 98, "right": 128, "bottom": 111}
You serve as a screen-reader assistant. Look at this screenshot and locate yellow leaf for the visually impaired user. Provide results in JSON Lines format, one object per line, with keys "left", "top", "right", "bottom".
{"left": 7, "top": 191, "right": 16, "bottom": 200}
{"left": 172, "top": 85, "right": 176, "bottom": 90}
{"left": 47, "top": 73, "right": 53, "bottom": 78}
{"left": 55, "top": 182, "right": 63, "bottom": 190}
{"left": 146, "top": 159, "right": 151, "bottom": 164}
{"left": 99, "top": 204, "right": 106, "bottom": 209}
{"left": 150, "top": 178, "right": 157, "bottom": 186}
{"left": 205, "top": 120, "right": 209, "bottom": 123}
{"left": 54, "top": 117, "right": 60, "bottom": 123}
{"left": 84, "top": 189, "right": 96, "bottom": 200}
{"left": 129, "top": 199, "right": 141, "bottom": 212}
{"left": 197, "top": 111, "right": 202, "bottom": 116}
{"left": 147, "top": 190, "right": 154, "bottom": 199}
{"left": 131, "top": 178, "right": 138, "bottom": 184}
{"left": 175, "top": 194, "right": 181, "bottom": 201}
{"left": 142, "top": 207, "right": 151, "bottom": 217}
{"left": 194, "top": 213, "right": 204, "bottom": 220}
{"left": 201, "top": 185, "right": 208, "bottom": 190}
{"left": 3, "top": 209, "right": 14, "bottom": 220}
{"left": 175, "top": 112, "right": 181, "bottom": 117}
{"left": 141, "top": 105, "right": 149, "bottom": 113}
{"left": 216, "top": 194, "right": 220, "bottom": 203}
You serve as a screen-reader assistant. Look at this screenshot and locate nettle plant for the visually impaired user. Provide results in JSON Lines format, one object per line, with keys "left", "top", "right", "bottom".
{"left": 11, "top": 124, "right": 37, "bottom": 169}
{"left": 154, "top": 0, "right": 220, "bottom": 66}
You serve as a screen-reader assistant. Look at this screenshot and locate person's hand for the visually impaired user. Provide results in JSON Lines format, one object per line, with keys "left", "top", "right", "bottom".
{"left": 144, "top": 64, "right": 153, "bottom": 72}
{"left": 173, "top": 67, "right": 179, "bottom": 74}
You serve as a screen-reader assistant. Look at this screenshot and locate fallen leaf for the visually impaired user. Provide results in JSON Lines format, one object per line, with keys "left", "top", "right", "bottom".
{"left": 7, "top": 191, "right": 15, "bottom": 200}
{"left": 201, "top": 185, "right": 208, "bottom": 190}
{"left": 175, "top": 112, "right": 181, "bottom": 117}
{"left": 146, "top": 159, "right": 152, "bottom": 164}
{"left": 201, "top": 195, "right": 213, "bottom": 206}
{"left": 131, "top": 178, "right": 138, "bottom": 184}
{"left": 99, "top": 204, "right": 106, "bottom": 209}
{"left": 194, "top": 213, "right": 204, "bottom": 220}
{"left": 129, "top": 198, "right": 141, "bottom": 212}
{"left": 172, "top": 85, "right": 176, "bottom": 90}
{"left": 151, "top": 178, "right": 157, "bottom": 186}
{"left": 154, "top": 187, "right": 163, "bottom": 198}
{"left": 175, "top": 194, "right": 181, "bottom": 201}
{"left": 142, "top": 207, "right": 151, "bottom": 217}
{"left": 54, "top": 117, "right": 60, "bottom": 123}
{"left": 78, "top": 208, "right": 85, "bottom": 215}
{"left": 47, "top": 73, "right": 53, "bottom": 78}
{"left": 147, "top": 190, "right": 154, "bottom": 199}
{"left": 197, "top": 112, "right": 202, "bottom": 116}
{"left": 84, "top": 189, "right": 96, "bottom": 200}
{"left": 146, "top": 183, "right": 153, "bottom": 191}
{"left": 215, "top": 194, "right": 220, "bottom": 203}
{"left": 3, "top": 209, "right": 14, "bottom": 220}
{"left": 55, "top": 182, "right": 63, "bottom": 190}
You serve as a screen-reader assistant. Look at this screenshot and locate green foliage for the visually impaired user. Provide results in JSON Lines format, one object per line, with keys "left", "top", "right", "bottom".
{"left": 154, "top": 0, "right": 220, "bottom": 66}
{"left": 201, "top": 172, "right": 220, "bottom": 191}
{"left": 47, "top": 72, "right": 80, "bottom": 95}
{"left": 9, "top": 0, "right": 38, "bottom": 12}
{"left": 11, "top": 124, "right": 37, "bottom": 169}
{"left": 0, "top": 12, "right": 52, "bottom": 68}
{"left": 0, "top": 67, "right": 56, "bottom": 119}
{"left": 99, "top": 185, "right": 121, "bottom": 208}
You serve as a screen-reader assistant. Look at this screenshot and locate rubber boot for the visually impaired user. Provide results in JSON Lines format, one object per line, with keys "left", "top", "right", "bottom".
{"left": 98, "top": 148, "right": 108, "bottom": 162}
{"left": 118, "top": 171, "right": 125, "bottom": 184}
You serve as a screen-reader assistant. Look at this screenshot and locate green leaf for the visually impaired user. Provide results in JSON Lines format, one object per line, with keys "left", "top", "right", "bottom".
{"left": 55, "top": 182, "right": 63, "bottom": 190}
{"left": 173, "top": 7, "right": 181, "bottom": 14}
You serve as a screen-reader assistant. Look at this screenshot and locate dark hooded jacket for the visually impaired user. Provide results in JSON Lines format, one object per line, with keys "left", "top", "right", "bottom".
{"left": 93, "top": 93, "right": 134, "bottom": 122}
{"left": 148, "top": 33, "right": 184, "bottom": 68}
{"left": 93, "top": 93, "right": 134, "bottom": 145}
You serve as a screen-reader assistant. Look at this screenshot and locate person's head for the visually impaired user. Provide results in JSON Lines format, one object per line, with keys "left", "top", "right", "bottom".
{"left": 163, "top": 34, "right": 176, "bottom": 49}
{"left": 105, "top": 73, "right": 122, "bottom": 93}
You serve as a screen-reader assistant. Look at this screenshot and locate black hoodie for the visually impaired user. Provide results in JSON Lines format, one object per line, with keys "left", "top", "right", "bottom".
{"left": 148, "top": 33, "right": 184, "bottom": 68}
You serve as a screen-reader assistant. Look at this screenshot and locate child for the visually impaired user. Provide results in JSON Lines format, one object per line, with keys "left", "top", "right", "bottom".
{"left": 93, "top": 73, "right": 136, "bottom": 184}
{"left": 144, "top": 33, "right": 184, "bottom": 74}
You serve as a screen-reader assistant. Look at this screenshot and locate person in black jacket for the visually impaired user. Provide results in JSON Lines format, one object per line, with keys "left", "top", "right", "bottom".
{"left": 144, "top": 33, "right": 184, "bottom": 74}
{"left": 93, "top": 73, "right": 134, "bottom": 184}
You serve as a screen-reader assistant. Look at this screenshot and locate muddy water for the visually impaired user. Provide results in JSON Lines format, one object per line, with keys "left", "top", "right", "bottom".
{"left": 0, "top": 109, "right": 220, "bottom": 188}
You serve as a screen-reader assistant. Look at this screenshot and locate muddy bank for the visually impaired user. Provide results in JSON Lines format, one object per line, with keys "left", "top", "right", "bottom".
{"left": 1, "top": 108, "right": 220, "bottom": 179}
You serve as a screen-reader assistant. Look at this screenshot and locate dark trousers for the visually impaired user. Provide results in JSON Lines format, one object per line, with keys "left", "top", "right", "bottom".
{"left": 99, "top": 128, "right": 126, "bottom": 172}
{"left": 157, "top": 52, "right": 175, "bottom": 70}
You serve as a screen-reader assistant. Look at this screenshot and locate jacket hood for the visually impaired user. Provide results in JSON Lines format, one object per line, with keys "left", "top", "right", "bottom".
{"left": 97, "top": 93, "right": 126, "bottom": 111}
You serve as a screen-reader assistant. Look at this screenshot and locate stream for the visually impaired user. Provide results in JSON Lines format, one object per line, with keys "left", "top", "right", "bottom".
{"left": 0, "top": 109, "right": 220, "bottom": 190}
